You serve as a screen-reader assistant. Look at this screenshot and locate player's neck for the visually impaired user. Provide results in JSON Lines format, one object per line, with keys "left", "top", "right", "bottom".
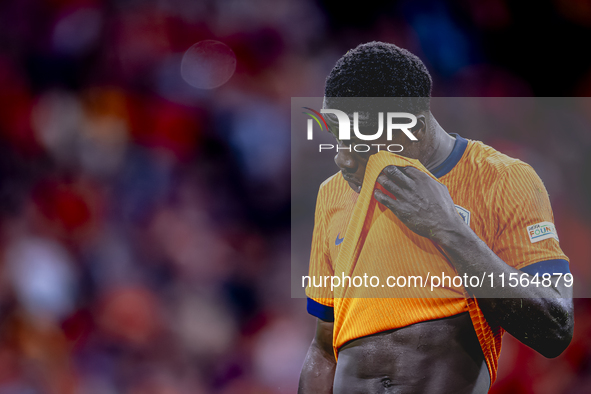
{"left": 422, "top": 119, "right": 456, "bottom": 172}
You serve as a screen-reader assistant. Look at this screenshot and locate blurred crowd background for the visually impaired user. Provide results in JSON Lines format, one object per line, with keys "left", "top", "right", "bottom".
{"left": 1, "top": 0, "right": 591, "bottom": 393}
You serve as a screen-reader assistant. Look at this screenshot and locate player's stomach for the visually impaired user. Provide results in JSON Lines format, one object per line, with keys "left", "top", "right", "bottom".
{"left": 332, "top": 312, "right": 490, "bottom": 394}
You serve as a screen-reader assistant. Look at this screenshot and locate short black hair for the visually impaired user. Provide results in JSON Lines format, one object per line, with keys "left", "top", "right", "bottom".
{"left": 324, "top": 41, "right": 432, "bottom": 114}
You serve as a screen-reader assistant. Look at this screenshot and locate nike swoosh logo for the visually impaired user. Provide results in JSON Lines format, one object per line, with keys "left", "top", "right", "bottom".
{"left": 335, "top": 233, "right": 345, "bottom": 246}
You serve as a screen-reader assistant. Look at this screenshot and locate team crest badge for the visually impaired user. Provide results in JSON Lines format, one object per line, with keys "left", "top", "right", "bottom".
{"left": 455, "top": 205, "right": 471, "bottom": 225}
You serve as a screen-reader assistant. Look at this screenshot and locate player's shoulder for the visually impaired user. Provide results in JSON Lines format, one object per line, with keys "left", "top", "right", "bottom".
{"left": 319, "top": 171, "right": 348, "bottom": 194}
{"left": 464, "top": 139, "right": 537, "bottom": 181}
{"left": 316, "top": 172, "right": 352, "bottom": 211}
{"left": 319, "top": 172, "right": 342, "bottom": 189}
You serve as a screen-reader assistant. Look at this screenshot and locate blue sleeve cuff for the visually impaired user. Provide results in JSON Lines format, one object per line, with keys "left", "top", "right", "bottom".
{"left": 519, "top": 259, "right": 570, "bottom": 276}
{"left": 307, "top": 298, "right": 334, "bottom": 322}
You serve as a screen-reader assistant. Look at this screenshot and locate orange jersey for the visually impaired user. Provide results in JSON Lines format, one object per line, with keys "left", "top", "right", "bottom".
{"left": 305, "top": 134, "right": 570, "bottom": 384}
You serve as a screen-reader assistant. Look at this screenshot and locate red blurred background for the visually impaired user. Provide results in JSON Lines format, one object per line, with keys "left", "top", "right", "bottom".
{"left": 1, "top": 0, "right": 591, "bottom": 393}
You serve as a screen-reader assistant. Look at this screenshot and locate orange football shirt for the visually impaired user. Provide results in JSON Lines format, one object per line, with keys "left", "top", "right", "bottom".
{"left": 305, "top": 134, "right": 570, "bottom": 384}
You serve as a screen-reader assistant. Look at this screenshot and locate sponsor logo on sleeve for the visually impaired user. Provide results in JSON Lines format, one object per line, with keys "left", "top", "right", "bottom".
{"left": 527, "top": 222, "right": 559, "bottom": 243}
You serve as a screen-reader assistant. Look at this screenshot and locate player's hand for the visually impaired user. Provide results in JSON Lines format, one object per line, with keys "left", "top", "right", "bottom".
{"left": 374, "top": 166, "right": 465, "bottom": 240}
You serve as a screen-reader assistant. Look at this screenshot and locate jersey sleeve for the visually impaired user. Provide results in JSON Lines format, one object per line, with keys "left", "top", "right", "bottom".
{"left": 490, "top": 162, "right": 569, "bottom": 275}
{"left": 305, "top": 183, "right": 335, "bottom": 322}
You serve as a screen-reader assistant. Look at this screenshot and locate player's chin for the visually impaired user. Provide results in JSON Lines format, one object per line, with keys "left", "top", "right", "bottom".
{"left": 348, "top": 181, "right": 362, "bottom": 194}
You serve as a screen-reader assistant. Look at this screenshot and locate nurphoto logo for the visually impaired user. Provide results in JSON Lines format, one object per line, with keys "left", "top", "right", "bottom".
{"left": 302, "top": 107, "right": 418, "bottom": 153}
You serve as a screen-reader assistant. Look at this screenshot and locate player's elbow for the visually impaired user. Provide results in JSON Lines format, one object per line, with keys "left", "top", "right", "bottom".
{"left": 538, "top": 309, "right": 574, "bottom": 358}
{"left": 539, "top": 334, "right": 572, "bottom": 358}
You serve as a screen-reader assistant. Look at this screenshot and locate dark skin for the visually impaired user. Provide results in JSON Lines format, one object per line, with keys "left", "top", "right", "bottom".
{"left": 299, "top": 111, "right": 574, "bottom": 393}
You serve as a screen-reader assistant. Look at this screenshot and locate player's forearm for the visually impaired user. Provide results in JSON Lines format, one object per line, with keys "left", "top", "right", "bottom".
{"left": 433, "top": 223, "right": 574, "bottom": 357}
{"left": 298, "top": 339, "right": 336, "bottom": 394}
{"left": 433, "top": 222, "right": 562, "bottom": 298}
{"left": 477, "top": 296, "right": 572, "bottom": 357}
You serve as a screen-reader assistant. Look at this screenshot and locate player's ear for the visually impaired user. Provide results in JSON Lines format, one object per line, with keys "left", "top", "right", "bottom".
{"left": 411, "top": 114, "right": 427, "bottom": 137}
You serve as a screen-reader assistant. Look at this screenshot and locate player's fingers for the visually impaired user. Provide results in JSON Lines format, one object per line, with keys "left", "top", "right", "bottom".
{"left": 404, "top": 166, "right": 431, "bottom": 181}
{"left": 374, "top": 189, "right": 400, "bottom": 211}
{"left": 383, "top": 166, "right": 412, "bottom": 189}
{"left": 377, "top": 174, "right": 403, "bottom": 197}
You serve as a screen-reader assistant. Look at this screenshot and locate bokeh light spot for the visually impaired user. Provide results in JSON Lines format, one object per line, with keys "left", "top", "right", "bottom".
{"left": 180, "top": 40, "right": 236, "bottom": 89}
